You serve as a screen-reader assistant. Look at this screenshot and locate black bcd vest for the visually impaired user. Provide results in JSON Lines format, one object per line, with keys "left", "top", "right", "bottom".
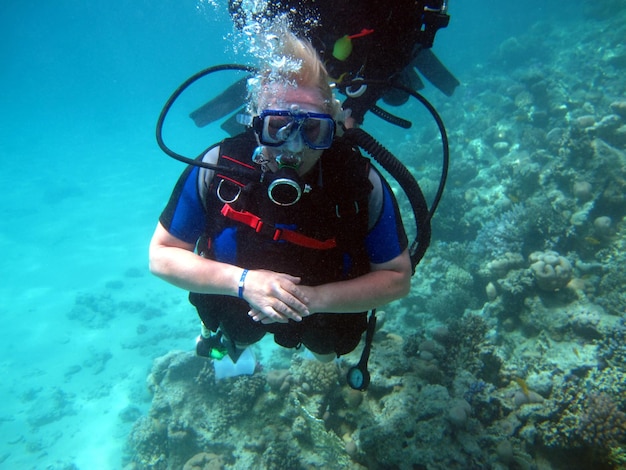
{"left": 202, "top": 130, "right": 373, "bottom": 286}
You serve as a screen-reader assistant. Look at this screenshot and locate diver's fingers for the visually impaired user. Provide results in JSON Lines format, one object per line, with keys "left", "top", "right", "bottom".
{"left": 248, "top": 309, "right": 288, "bottom": 324}
{"left": 265, "top": 276, "right": 311, "bottom": 319}
{"left": 243, "top": 271, "right": 308, "bottom": 319}
{"left": 271, "top": 286, "right": 309, "bottom": 320}
{"left": 278, "top": 273, "right": 302, "bottom": 285}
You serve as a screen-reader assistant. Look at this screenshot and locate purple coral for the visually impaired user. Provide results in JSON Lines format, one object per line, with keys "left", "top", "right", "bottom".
{"left": 578, "top": 393, "right": 626, "bottom": 449}
{"left": 472, "top": 204, "right": 527, "bottom": 258}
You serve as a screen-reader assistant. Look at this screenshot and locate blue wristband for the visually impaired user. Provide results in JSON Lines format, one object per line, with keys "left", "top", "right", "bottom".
{"left": 238, "top": 269, "right": 249, "bottom": 299}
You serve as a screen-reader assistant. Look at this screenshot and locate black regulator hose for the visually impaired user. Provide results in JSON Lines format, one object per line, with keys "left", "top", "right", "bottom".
{"left": 338, "top": 79, "right": 449, "bottom": 270}
{"left": 338, "top": 78, "right": 449, "bottom": 217}
{"left": 370, "top": 105, "right": 413, "bottom": 129}
{"left": 156, "top": 64, "right": 259, "bottom": 180}
{"left": 343, "top": 128, "right": 431, "bottom": 271}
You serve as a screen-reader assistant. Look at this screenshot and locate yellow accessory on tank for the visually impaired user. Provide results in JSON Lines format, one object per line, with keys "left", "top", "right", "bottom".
{"left": 332, "top": 28, "right": 375, "bottom": 61}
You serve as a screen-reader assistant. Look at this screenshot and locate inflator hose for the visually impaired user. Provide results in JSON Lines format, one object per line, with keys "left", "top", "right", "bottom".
{"left": 370, "top": 105, "right": 412, "bottom": 129}
{"left": 156, "top": 64, "right": 259, "bottom": 180}
{"left": 343, "top": 128, "right": 431, "bottom": 271}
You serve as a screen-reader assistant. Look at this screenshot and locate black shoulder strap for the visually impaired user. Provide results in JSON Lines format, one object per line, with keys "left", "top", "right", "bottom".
{"left": 318, "top": 136, "right": 373, "bottom": 221}
{"left": 219, "top": 129, "right": 258, "bottom": 164}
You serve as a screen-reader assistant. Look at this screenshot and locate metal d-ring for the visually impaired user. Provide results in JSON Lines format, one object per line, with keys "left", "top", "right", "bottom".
{"left": 216, "top": 179, "right": 242, "bottom": 204}
{"left": 345, "top": 78, "right": 367, "bottom": 98}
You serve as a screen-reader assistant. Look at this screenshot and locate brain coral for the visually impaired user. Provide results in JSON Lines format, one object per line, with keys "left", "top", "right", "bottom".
{"left": 529, "top": 250, "right": 573, "bottom": 291}
{"left": 291, "top": 356, "right": 339, "bottom": 395}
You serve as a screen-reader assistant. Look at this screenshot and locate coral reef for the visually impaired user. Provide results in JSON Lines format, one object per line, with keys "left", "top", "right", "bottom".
{"left": 579, "top": 393, "right": 626, "bottom": 450}
{"left": 472, "top": 204, "right": 528, "bottom": 259}
{"left": 124, "top": 350, "right": 357, "bottom": 470}
{"left": 528, "top": 250, "right": 573, "bottom": 291}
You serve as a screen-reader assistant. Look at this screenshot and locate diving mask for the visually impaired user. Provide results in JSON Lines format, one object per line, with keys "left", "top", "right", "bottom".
{"left": 253, "top": 109, "right": 336, "bottom": 150}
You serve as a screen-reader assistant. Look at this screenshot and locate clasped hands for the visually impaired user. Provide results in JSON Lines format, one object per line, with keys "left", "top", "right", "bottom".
{"left": 242, "top": 270, "right": 312, "bottom": 324}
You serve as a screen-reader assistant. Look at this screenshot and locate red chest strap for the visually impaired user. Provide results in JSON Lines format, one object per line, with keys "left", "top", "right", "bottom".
{"left": 220, "top": 204, "right": 337, "bottom": 250}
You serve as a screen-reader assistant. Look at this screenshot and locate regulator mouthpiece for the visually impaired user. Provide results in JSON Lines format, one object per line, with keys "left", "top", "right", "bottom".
{"left": 267, "top": 166, "right": 304, "bottom": 206}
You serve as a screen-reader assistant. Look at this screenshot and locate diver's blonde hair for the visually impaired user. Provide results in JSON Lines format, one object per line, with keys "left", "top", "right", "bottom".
{"left": 252, "top": 30, "right": 340, "bottom": 116}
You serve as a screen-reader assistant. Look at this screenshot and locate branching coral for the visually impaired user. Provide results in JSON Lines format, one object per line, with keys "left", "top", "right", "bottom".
{"left": 214, "top": 374, "right": 266, "bottom": 424}
{"left": 472, "top": 204, "right": 528, "bottom": 258}
{"left": 434, "top": 314, "right": 499, "bottom": 382}
{"left": 596, "top": 318, "right": 626, "bottom": 374}
{"left": 533, "top": 365, "right": 626, "bottom": 469}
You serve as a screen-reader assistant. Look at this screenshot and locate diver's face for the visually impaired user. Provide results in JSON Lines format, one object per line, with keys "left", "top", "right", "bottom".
{"left": 258, "top": 85, "right": 327, "bottom": 174}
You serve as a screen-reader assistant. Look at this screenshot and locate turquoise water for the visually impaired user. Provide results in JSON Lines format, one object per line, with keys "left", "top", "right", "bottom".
{"left": 1, "top": 2, "right": 234, "bottom": 467}
{"left": 5, "top": 1, "right": 626, "bottom": 469}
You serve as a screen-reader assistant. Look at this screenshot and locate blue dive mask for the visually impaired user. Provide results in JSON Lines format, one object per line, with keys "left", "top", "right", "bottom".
{"left": 253, "top": 110, "right": 336, "bottom": 150}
